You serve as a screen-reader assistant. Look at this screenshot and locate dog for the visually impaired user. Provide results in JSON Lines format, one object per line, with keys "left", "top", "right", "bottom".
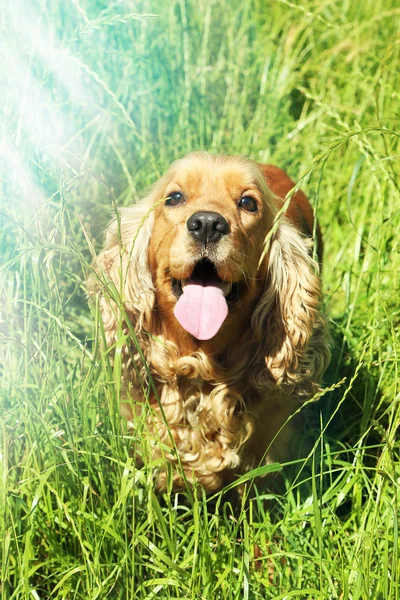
{"left": 89, "top": 152, "right": 330, "bottom": 492}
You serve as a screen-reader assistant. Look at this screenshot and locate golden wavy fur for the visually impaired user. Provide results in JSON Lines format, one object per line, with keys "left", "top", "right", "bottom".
{"left": 89, "top": 152, "right": 330, "bottom": 492}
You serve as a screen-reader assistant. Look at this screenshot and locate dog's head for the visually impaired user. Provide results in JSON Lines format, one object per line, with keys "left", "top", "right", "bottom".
{"left": 147, "top": 153, "right": 278, "bottom": 348}
{"left": 92, "top": 152, "right": 328, "bottom": 389}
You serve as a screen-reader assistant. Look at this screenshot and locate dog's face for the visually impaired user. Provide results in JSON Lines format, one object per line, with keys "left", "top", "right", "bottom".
{"left": 148, "top": 153, "right": 277, "bottom": 346}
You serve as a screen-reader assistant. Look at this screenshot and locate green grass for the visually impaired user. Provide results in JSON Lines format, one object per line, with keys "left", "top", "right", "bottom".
{"left": 1, "top": 0, "right": 399, "bottom": 598}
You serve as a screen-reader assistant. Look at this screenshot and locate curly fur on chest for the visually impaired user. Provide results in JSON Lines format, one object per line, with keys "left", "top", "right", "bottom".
{"left": 116, "top": 330, "right": 304, "bottom": 491}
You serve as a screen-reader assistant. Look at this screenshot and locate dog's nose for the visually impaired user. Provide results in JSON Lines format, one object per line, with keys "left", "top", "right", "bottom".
{"left": 186, "top": 211, "right": 230, "bottom": 245}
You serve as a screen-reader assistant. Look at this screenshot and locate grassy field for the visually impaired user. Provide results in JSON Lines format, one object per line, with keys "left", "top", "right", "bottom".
{"left": 1, "top": 0, "right": 399, "bottom": 598}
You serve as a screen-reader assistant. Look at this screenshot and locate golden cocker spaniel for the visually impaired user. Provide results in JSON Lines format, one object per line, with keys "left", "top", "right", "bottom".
{"left": 90, "top": 152, "right": 330, "bottom": 492}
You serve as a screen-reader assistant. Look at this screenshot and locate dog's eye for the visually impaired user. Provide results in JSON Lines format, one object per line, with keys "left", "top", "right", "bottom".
{"left": 238, "top": 196, "right": 258, "bottom": 212}
{"left": 166, "top": 192, "right": 185, "bottom": 207}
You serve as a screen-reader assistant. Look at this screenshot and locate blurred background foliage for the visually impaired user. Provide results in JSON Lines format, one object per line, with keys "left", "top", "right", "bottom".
{"left": 0, "top": 0, "right": 399, "bottom": 598}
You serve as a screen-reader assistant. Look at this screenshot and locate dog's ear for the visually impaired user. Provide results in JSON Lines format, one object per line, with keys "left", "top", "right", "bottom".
{"left": 250, "top": 222, "right": 329, "bottom": 394}
{"left": 88, "top": 198, "right": 155, "bottom": 347}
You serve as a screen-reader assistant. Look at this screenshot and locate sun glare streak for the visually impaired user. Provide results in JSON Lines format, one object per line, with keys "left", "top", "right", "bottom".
{"left": 0, "top": 137, "right": 46, "bottom": 217}
{"left": 9, "top": 1, "right": 90, "bottom": 107}
{"left": 1, "top": 0, "right": 93, "bottom": 157}
{"left": 1, "top": 46, "right": 69, "bottom": 155}
{"left": 0, "top": 0, "right": 98, "bottom": 216}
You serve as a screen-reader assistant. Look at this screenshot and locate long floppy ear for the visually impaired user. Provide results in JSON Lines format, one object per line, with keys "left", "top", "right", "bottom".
{"left": 88, "top": 197, "right": 155, "bottom": 348}
{"left": 250, "top": 222, "right": 330, "bottom": 395}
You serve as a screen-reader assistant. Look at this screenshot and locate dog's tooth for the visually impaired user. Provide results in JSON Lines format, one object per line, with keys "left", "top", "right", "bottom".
{"left": 221, "top": 282, "right": 232, "bottom": 297}
{"left": 181, "top": 279, "right": 190, "bottom": 290}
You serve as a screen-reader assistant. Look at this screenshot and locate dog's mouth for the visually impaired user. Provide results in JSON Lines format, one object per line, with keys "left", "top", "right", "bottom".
{"left": 171, "top": 259, "right": 240, "bottom": 302}
{"left": 171, "top": 258, "right": 241, "bottom": 341}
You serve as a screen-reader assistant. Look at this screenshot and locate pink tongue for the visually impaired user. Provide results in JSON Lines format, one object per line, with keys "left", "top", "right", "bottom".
{"left": 174, "top": 283, "right": 228, "bottom": 340}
